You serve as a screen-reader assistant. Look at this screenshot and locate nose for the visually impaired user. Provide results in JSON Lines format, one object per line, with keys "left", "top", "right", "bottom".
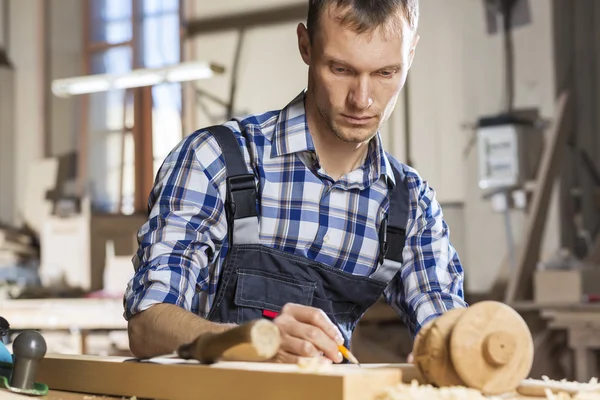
{"left": 348, "top": 76, "right": 373, "bottom": 110}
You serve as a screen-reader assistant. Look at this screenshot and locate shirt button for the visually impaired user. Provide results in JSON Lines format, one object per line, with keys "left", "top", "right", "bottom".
{"left": 323, "top": 235, "right": 330, "bottom": 243}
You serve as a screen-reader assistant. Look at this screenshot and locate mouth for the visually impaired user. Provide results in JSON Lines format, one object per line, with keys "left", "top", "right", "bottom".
{"left": 341, "top": 114, "right": 375, "bottom": 125}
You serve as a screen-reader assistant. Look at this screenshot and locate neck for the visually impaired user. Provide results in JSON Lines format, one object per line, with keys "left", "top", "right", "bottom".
{"left": 305, "top": 95, "right": 370, "bottom": 181}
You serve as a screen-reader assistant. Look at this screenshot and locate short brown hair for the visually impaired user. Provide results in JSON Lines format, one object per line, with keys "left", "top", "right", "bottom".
{"left": 306, "top": 0, "right": 419, "bottom": 41}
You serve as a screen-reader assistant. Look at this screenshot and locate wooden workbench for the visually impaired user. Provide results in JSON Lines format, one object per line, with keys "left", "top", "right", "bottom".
{"left": 541, "top": 304, "right": 600, "bottom": 382}
{"left": 512, "top": 302, "right": 600, "bottom": 382}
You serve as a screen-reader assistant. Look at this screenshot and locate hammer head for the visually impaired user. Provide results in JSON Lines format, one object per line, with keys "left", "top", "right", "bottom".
{"left": 0, "top": 317, "right": 9, "bottom": 337}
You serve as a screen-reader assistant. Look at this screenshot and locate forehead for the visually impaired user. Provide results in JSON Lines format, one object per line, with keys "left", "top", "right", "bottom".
{"left": 314, "top": 5, "right": 412, "bottom": 68}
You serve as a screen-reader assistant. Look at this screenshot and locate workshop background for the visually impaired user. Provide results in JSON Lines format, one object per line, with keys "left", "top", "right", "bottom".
{"left": 0, "top": 0, "right": 599, "bottom": 383}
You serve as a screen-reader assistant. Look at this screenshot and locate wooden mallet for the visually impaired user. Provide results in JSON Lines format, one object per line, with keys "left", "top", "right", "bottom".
{"left": 177, "top": 319, "right": 281, "bottom": 364}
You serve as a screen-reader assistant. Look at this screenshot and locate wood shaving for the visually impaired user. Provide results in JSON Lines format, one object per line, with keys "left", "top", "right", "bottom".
{"left": 375, "top": 378, "right": 600, "bottom": 400}
{"left": 374, "top": 380, "right": 502, "bottom": 400}
{"left": 543, "top": 390, "right": 600, "bottom": 400}
{"left": 296, "top": 356, "right": 333, "bottom": 373}
{"left": 521, "top": 375, "right": 600, "bottom": 398}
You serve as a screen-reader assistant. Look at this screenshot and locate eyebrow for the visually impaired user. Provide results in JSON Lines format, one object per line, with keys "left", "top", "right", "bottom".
{"left": 326, "top": 56, "right": 402, "bottom": 71}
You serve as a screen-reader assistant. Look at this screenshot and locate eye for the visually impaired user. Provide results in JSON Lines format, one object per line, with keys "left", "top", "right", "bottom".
{"left": 331, "top": 66, "right": 350, "bottom": 74}
{"left": 378, "top": 70, "right": 396, "bottom": 78}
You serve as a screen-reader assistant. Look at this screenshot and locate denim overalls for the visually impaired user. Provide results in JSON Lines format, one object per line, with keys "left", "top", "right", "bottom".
{"left": 204, "top": 125, "right": 409, "bottom": 350}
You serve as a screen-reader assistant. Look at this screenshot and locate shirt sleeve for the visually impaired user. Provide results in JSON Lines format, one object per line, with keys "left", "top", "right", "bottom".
{"left": 123, "top": 130, "right": 229, "bottom": 321}
{"left": 383, "top": 170, "right": 467, "bottom": 338}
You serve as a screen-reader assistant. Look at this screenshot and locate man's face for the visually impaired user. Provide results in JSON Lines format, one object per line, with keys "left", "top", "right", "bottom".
{"left": 298, "top": 6, "right": 418, "bottom": 144}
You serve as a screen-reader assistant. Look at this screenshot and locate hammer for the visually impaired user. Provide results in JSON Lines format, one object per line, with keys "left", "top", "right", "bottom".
{"left": 177, "top": 319, "right": 281, "bottom": 364}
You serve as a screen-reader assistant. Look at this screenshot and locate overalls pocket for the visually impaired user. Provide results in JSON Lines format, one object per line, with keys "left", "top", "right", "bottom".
{"left": 311, "top": 297, "right": 356, "bottom": 318}
{"left": 233, "top": 269, "right": 317, "bottom": 324}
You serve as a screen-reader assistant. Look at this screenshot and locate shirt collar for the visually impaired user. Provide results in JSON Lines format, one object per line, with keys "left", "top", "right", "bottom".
{"left": 269, "top": 90, "right": 396, "bottom": 187}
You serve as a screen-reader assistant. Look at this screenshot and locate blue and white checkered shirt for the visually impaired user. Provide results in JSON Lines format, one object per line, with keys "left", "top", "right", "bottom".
{"left": 123, "top": 91, "right": 467, "bottom": 336}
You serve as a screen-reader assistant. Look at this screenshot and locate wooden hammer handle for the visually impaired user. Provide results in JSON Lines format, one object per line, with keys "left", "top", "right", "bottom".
{"left": 177, "top": 319, "right": 281, "bottom": 364}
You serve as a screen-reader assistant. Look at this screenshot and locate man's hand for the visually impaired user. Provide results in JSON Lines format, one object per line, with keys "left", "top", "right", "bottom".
{"left": 271, "top": 303, "right": 344, "bottom": 364}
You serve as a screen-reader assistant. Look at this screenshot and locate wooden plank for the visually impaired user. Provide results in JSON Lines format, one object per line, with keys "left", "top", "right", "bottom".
{"left": 505, "top": 91, "right": 572, "bottom": 303}
{"left": 0, "top": 299, "right": 126, "bottom": 330}
{"left": 185, "top": 4, "right": 308, "bottom": 36}
{"left": 0, "top": 389, "right": 120, "bottom": 400}
{"left": 35, "top": 354, "right": 403, "bottom": 400}
{"left": 133, "top": 86, "right": 154, "bottom": 214}
{"left": 541, "top": 310, "right": 600, "bottom": 322}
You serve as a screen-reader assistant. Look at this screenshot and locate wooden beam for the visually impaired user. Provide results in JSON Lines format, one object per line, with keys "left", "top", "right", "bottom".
{"left": 133, "top": 86, "right": 154, "bottom": 213}
{"left": 36, "top": 354, "right": 402, "bottom": 400}
{"left": 185, "top": 4, "right": 308, "bottom": 37}
{"left": 505, "top": 91, "right": 572, "bottom": 303}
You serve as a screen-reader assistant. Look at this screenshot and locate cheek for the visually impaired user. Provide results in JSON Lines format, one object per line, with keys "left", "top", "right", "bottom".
{"left": 375, "top": 79, "right": 403, "bottom": 107}
{"left": 315, "top": 69, "right": 347, "bottom": 107}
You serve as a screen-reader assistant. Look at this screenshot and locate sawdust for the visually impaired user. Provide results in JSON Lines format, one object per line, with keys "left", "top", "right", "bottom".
{"left": 296, "top": 356, "right": 334, "bottom": 372}
{"left": 374, "top": 380, "right": 500, "bottom": 400}
{"left": 374, "top": 378, "right": 600, "bottom": 400}
{"left": 544, "top": 391, "right": 600, "bottom": 400}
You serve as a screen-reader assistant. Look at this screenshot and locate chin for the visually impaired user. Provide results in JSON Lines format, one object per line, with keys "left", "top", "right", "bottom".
{"left": 333, "top": 126, "right": 378, "bottom": 144}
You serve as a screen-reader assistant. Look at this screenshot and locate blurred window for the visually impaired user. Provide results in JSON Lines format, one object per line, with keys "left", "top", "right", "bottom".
{"left": 84, "top": 0, "right": 182, "bottom": 214}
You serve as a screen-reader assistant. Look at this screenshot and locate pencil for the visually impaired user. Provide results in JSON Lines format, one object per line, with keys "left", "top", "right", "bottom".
{"left": 338, "top": 345, "right": 361, "bottom": 366}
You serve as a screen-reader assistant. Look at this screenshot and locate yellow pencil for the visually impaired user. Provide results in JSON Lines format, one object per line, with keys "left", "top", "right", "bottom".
{"left": 338, "top": 345, "right": 361, "bottom": 366}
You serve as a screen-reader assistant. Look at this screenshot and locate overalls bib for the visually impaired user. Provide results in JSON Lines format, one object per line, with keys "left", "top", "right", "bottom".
{"left": 204, "top": 125, "right": 410, "bottom": 350}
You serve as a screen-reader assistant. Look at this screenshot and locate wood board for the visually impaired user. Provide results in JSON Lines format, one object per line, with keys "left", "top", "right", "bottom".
{"left": 35, "top": 354, "right": 405, "bottom": 400}
{"left": 0, "top": 298, "right": 126, "bottom": 330}
{"left": 0, "top": 389, "right": 121, "bottom": 400}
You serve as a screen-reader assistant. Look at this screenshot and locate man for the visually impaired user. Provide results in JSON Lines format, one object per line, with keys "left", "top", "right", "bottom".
{"left": 124, "top": 0, "right": 467, "bottom": 364}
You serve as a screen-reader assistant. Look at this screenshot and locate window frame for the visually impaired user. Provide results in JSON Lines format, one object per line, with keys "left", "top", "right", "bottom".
{"left": 79, "top": 0, "right": 183, "bottom": 214}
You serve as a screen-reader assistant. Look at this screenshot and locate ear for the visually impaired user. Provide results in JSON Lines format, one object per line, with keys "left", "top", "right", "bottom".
{"left": 407, "top": 33, "right": 420, "bottom": 69}
{"left": 297, "top": 23, "right": 311, "bottom": 65}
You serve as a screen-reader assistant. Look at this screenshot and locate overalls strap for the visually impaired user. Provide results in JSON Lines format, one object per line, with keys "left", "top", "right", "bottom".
{"left": 204, "top": 124, "right": 259, "bottom": 246}
{"left": 370, "top": 163, "right": 410, "bottom": 283}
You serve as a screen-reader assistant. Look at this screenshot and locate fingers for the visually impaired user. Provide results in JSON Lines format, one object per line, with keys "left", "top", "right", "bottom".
{"left": 274, "top": 303, "right": 344, "bottom": 363}
{"left": 270, "top": 350, "right": 298, "bottom": 364}
{"left": 280, "top": 334, "right": 320, "bottom": 358}
{"left": 276, "top": 315, "right": 343, "bottom": 363}
{"left": 407, "top": 352, "right": 414, "bottom": 364}
{"left": 281, "top": 303, "right": 344, "bottom": 344}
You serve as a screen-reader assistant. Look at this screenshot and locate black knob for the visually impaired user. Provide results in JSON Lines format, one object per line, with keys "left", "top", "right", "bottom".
{"left": 0, "top": 317, "right": 9, "bottom": 337}
{"left": 10, "top": 331, "right": 47, "bottom": 390}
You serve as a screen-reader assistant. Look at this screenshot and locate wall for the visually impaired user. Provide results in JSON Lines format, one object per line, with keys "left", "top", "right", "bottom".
{"left": 6, "top": 0, "right": 45, "bottom": 227}
{"left": 48, "top": 0, "right": 83, "bottom": 158}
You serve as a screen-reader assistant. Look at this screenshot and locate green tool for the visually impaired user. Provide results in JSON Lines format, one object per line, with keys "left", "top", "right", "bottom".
{"left": 0, "top": 373, "right": 49, "bottom": 396}
{"left": 0, "top": 330, "right": 49, "bottom": 396}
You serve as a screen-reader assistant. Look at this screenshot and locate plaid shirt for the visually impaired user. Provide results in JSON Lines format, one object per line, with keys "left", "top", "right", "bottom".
{"left": 124, "top": 91, "right": 466, "bottom": 336}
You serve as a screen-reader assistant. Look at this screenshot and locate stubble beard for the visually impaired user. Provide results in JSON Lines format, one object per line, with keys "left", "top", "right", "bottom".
{"left": 316, "top": 104, "right": 380, "bottom": 144}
